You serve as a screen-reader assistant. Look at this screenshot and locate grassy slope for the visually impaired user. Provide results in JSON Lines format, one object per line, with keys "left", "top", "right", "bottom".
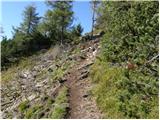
{"left": 90, "top": 58, "right": 159, "bottom": 119}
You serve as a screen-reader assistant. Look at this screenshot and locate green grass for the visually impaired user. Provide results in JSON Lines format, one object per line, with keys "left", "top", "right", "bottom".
{"left": 18, "top": 100, "right": 30, "bottom": 113}
{"left": 71, "top": 47, "right": 81, "bottom": 55}
{"left": 51, "top": 60, "right": 73, "bottom": 82}
{"left": 50, "top": 86, "right": 69, "bottom": 119}
{"left": 90, "top": 59, "right": 159, "bottom": 119}
{"left": 25, "top": 105, "right": 43, "bottom": 119}
{"left": 52, "top": 67, "right": 65, "bottom": 81}
{"left": 1, "top": 57, "right": 36, "bottom": 82}
{"left": 18, "top": 95, "right": 56, "bottom": 119}
{"left": 1, "top": 69, "right": 16, "bottom": 82}
{"left": 90, "top": 60, "right": 124, "bottom": 118}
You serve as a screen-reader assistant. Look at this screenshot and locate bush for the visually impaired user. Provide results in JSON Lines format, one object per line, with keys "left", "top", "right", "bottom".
{"left": 90, "top": 59, "right": 158, "bottom": 118}
{"left": 1, "top": 31, "right": 52, "bottom": 70}
{"left": 91, "top": 1, "right": 159, "bottom": 118}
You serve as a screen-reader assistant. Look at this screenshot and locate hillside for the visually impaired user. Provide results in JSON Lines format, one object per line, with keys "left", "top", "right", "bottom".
{"left": 1, "top": 1, "right": 159, "bottom": 119}
{"left": 1, "top": 36, "right": 103, "bottom": 119}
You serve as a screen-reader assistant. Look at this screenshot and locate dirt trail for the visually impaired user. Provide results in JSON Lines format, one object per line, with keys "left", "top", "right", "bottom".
{"left": 65, "top": 41, "right": 103, "bottom": 119}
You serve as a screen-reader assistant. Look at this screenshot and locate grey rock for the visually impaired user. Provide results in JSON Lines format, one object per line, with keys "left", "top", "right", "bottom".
{"left": 79, "top": 72, "right": 89, "bottom": 80}
{"left": 28, "top": 94, "right": 37, "bottom": 101}
{"left": 81, "top": 70, "right": 89, "bottom": 75}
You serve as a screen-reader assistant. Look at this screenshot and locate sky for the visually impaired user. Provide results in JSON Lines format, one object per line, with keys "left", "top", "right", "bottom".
{"left": 1, "top": 0, "right": 92, "bottom": 39}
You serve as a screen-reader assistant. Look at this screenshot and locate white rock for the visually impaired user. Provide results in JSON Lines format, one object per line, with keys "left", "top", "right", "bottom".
{"left": 28, "top": 94, "right": 36, "bottom": 101}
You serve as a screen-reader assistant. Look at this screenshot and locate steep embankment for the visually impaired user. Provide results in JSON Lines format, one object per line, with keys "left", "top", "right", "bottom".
{"left": 1, "top": 38, "right": 102, "bottom": 119}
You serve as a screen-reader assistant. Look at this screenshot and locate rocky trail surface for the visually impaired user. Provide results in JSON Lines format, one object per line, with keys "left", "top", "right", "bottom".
{"left": 1, "top": 38, "right": 103, "bottom": 119}
{"left": 65, "top": 40, "right": 102, "bottom": 119}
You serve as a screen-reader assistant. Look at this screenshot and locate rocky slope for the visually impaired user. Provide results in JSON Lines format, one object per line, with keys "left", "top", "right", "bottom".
{"left": 1, "top": 37, "right": 103, "bottom": 119}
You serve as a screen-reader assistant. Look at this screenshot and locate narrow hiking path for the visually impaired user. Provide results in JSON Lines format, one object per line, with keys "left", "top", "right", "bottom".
{"left": 65, "top": 40, "right": 103, "bottom": 119}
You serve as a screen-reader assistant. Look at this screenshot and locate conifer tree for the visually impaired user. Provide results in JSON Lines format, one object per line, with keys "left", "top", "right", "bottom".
{"left": 46, "top": 1, "right": 73, "bottom": 45}
{"left": 20, "top": 5, "right": 40, "bottom": 34}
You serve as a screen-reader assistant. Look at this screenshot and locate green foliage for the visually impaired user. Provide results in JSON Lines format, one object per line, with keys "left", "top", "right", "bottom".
{"left": 1, "top": 37, "right": 14, "bottom": 69}
{"left": 1, "top": 32, "right": 51, "bottom": 70}
{"left": 1, "top": 1, "right": 77, "bottom": 70}
{"left": 91, "top": 1, "right": 159, "bottom": 119}
{"left": 70, "top": 24, "right": 83, "bottom": 44}
{"left": 1, "top": 5, "right": 52, "bottom": 70}
{"left": 19, "top": 5, "right": 40, "bottom": 34}
{"left": 90, "top": 59, "right": 158, "bottom": 118}
{"left": 72, "top": 24, "right": 83, "bottom": 37}
{"left": 44, "top": 1, "right": 74, "bottom": 45}
{"left": 99, "top": 1, "right": 158, "bottom": 66}
{"left": 50, "top": 86, "right": 68, "bottom": 119}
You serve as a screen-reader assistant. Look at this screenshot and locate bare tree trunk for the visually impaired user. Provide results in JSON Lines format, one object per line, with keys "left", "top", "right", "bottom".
{"left": 91, "top": 2, "right": 96, "bottom": 39}
{"left": 61, "top": 16, "right": 65, "bottom": 46}
{"left": 61, "top": 26, "right": 63, "bottom": 46}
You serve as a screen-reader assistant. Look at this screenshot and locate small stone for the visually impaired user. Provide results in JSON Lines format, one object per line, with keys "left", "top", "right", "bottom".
{"left": 28, "top": 94, "right": 36, "bottom": 101}
{"left": 35, "top": 83, "right": 43, "bottom": 87}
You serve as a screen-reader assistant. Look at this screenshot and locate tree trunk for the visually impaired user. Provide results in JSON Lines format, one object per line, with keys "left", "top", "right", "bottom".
{"left": 91, "top": 3, "right": 96, "bottom": 39}
{"left": 61, "top": 16, "right": 65, "bottom": 46}
{"left": 61, "top": 26, "right": 63, "bottom": 46}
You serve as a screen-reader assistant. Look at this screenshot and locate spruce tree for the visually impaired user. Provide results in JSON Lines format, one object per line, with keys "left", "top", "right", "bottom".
{"left": 46, "top": 1, "right": 73, "bottom": 45}
{"left": 20, "top": 5, "right": 40, "bottom": 35}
